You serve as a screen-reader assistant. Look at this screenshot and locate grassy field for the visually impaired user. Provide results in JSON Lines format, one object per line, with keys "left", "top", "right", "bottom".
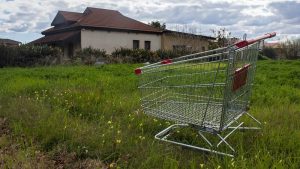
{"left": 0, "top": 60, "right": 300, "bottom": 168}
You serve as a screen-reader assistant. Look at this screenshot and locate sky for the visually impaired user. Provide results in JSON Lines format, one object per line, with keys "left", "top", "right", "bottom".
{"left": 1, "top": 0, "right": 300, "bottom": 43}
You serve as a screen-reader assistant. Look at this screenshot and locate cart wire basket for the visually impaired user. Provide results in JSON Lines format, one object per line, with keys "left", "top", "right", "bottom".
{"left": 135, "top": 32, "right": 276, "bottom": 157}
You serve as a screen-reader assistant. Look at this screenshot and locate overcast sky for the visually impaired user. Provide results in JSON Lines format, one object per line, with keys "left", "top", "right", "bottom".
{"left": 1, "top": 0, "right": 300, "bottom": 43}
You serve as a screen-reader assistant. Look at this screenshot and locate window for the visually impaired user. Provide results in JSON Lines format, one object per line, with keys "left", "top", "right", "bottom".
{"left": 133, "top": 40, "right": 139, "bottom": 49}
{"left": 68, "top": 43, "right": 74, "bottom": 57}
{"left": 144, "top": 41, "right": 151, "bottom": 50}
{"left": 202, "top": 46, "right": 206, "bottom": 51}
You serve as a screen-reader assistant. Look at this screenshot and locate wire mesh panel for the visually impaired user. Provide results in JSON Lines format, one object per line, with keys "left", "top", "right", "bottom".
{"left": 137, "top": 43, "right": 261, "bottom": 132}
{"left": 221, "top": 43, "right": 260, "bottom": 130}
{"left": 136, "top": 33, "right": 275, "bottom": 133}
{"left": 138, "top": 49, "right": 227, "bottom": 131}
{"left": 135, "top": 32, "right": 276, "bottom": 156}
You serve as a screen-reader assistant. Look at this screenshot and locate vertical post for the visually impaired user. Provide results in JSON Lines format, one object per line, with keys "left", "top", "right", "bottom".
{"left": 220, "top": 47, "right": 236, "bottom": 131}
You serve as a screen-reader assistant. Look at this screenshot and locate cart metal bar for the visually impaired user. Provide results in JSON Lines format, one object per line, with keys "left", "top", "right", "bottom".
{"left": 217, "top": 122, "right": 244, "bottom": 147}
{"left": 141, "top": 46, "right": 228, "bottom": 69}
{"left": 198, "top": 131, "right": 213, "bottom": 147}
{"left": 136, "top": 32, "right": 276, "bottom": 157}
{"left": 137, "top": 51, "right": 229, "bottom": 74}
{"left": 234, "top": 32, "right": 276, "bottom": 48}
{"left": 245, "top": 112, "right": 262, "bottom": 125}
{"left": 216, "top": 134, "right": 235, "bottom": 152}
{"left": 135, "top": 32, "right": 276, "bottom": 75}
{"left": 155, "top": 124, "right": 235, "bottom": 157}
{"left": 140, "top": 83, "right": 226, "bottom": 89}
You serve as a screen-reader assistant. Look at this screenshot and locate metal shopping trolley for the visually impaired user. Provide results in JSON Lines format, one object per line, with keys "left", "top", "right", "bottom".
{"left": 135, "top": 32, "right": 276, "bottom": 157}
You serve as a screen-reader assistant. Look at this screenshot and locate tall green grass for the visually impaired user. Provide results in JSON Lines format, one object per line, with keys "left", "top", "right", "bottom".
{"left": 0, "top": 61, "right": 299, "bottom": 168}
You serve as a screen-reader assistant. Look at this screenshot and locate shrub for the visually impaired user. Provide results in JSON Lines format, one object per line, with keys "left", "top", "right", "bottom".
{"left": 110, "top": 48, "right": 159, "bottom": 63}
{"left": 74, "top": 47, "right": 108, "bottom": 65}
{"left": 109, "top": 48, "right": 194, "bottom": 63}
{"left": 261, "top": 47, "right": 277, "bottom": 59}
{"left": 0, "top": 45, "right": 63, "bottom": 67}
{"left": 279, "top": 39, "right": 300, "bottom": 60}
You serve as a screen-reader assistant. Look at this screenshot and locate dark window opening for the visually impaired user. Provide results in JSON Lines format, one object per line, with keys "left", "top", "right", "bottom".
{"left": 133, "top": 40, "right": 139, "bottom": 49}
{"left": 68, "top": 43, "right": 74, "bottom": 57}
{"left": 144, "top": 41, "right": 151, "bottom": 50}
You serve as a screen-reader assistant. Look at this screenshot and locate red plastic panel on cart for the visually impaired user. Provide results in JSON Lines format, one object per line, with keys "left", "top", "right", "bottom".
{"left": 232, "top": 64, "right": 250, "bottom": 91}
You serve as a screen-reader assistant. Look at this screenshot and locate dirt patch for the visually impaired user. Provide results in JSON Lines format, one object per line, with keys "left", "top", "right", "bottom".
{"left": 51, "top": 147, "right": 107, "bottom": 169}
{"left": 0, "top": 117, "right": 9, "bottom": 136}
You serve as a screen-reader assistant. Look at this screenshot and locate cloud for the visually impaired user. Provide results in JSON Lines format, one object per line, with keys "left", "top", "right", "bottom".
{"left": 0, "top": 0, "right": 299, "bottom": 42}
{"left": 269, "top": 1, "right": 300, "bottom": 20}
{"left": 10, "top": 23, "right": 30, "bottom": 32}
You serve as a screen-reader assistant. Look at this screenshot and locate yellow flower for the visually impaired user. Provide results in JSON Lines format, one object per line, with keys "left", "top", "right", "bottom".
{"left": 109, "top": 163, "right": 116, "bottom": 168}
{"left": 117, "top": 130, "right": 121, "bottom": 134}
{"left": 139, "top": 136, "right": 145, "bottom": 140}
{"left": 200, "top": 164, "right": 204, "bottom": 168}
{"left": 108, "top": 121, "right": 112, "bottom": 124}
{"left": 116, "top": 139, "right": 121, "bottom": 144}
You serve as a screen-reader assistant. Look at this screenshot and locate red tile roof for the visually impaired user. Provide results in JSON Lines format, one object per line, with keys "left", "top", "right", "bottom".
{"left": 30, "top": 31, "right": 80, "bottom": 44}
{"left": 0, "top": 38, "right": 21, "bottom": 45}
{"left": 78, "top": 7, "right": 161, "bottom": 33}
{"left": 59, "top": 11, "right": 82, "bottom": 22}
{"left": 44, "top": 7, "right": 162, "bottom": 35}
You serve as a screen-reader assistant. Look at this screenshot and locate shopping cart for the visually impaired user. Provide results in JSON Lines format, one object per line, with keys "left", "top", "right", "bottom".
{"left": 135, "top": 32, "right": 276, "bottom": 157}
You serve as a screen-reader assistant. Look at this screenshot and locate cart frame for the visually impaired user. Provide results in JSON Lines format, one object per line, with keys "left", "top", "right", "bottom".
{"left": 135, "top": 32, "right": 276, "bottom": 157}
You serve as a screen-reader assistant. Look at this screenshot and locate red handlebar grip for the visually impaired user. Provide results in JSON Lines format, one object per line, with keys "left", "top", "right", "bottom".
{"left": 235, "top": 32, "right": 276, "bottom": 48}
{"left": 161, "top": 59, "right": 172, "bottom": 64}
{"left": 135, "top": 68, "right": 142, "bottom": 75}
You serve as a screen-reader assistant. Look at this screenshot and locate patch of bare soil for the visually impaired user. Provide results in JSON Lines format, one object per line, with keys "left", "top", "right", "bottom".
{"left": 52, "top": 148, "right": 107, "bottom": 169}
{"left": 0, "top": 117, "right": 9, "bottom": 135}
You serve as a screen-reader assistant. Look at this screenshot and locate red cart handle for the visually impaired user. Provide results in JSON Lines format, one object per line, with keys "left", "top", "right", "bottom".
{"left": 135, "top": 32, "right": 276, "bottom": 75}
{"left": 235, "top": 32, "right": 276, "bottom": 48}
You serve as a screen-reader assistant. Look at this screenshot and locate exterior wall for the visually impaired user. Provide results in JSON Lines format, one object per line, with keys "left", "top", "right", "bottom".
{"left": 81, "top": 29, "right": 161, "bottom": 53}
{"left": 161, "top": 33, "right": 211, "bottom": 52}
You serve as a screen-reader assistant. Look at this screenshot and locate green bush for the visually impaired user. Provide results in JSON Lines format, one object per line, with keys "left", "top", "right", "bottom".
{"left": 261, "top": 47, "right": 277, "bottom": 59}
{"left": 110, "top": 48, "right": 158, "bottom": 63}
{"left": 0, "top": 45, "right": 200, "bottom": 67}
{"left": 74, "top": 47, "right": 108, "bottom": 65}
{"left": 109, "top": 48, "right": 194, "bottom": 63}
{"left": 0, "top": 45, "right": 62, "bottom": 67}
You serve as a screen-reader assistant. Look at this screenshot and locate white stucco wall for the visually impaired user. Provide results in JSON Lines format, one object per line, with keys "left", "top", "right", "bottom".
{"left": 81, "top": 29, "right": 161, "bottom": 53}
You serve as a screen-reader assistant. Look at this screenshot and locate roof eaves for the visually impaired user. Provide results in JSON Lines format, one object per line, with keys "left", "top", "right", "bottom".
{"left": 163, "top": 30, "right": 216, "bottom": 40}
{"left": 42, "top": 25, "right": 81, "bottom": 35}
{"left": 80, "top": 25, "right": 163, "bottom": 34}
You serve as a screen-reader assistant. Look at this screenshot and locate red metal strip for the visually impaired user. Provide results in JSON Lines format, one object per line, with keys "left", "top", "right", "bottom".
{"left": 234, "top": 32, "right": 276, "bottom": 49}
{"left": 232, "top": 64, "right": 251, "bottom": 91}
{"left": 135, "top": 68, "right": 142, "bottom": 75}
{"left": 161, "top": 59, "right": 172, "bottom": 64}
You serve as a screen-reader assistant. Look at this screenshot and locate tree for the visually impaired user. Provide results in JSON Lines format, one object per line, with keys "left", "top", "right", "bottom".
{"left": 149, "top": 21, "right": 166, "bottom": 30}
{"left": 210, "top": 28, "right": 232, "bottom": 48}
{"left": 279, "top": 39, "right": 300, "bottom": 59}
